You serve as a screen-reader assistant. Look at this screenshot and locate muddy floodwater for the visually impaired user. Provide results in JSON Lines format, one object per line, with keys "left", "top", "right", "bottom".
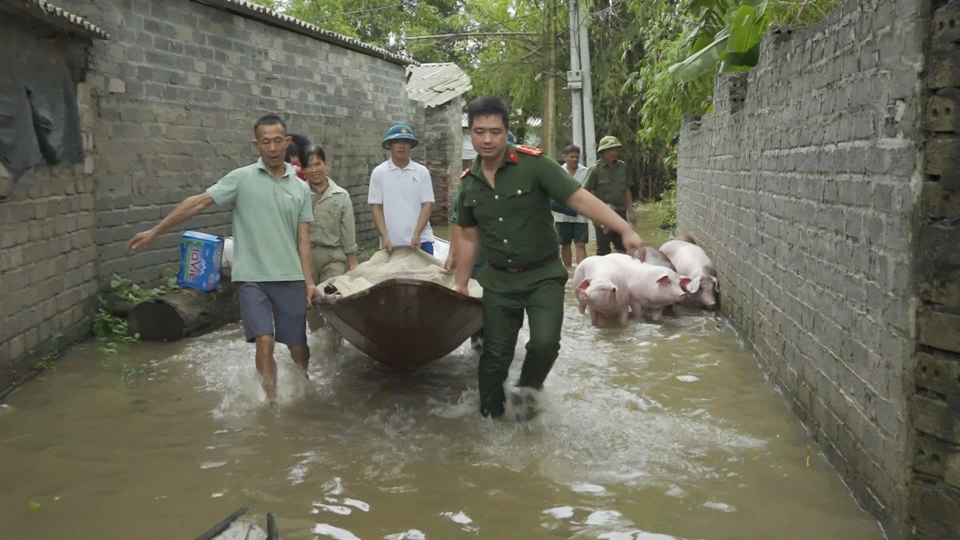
{"left": 1, "top": 211, "right": 883, "bottom": 539}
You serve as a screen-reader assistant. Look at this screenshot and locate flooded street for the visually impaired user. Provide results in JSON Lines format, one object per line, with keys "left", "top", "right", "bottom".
{"left": 0, "top": 212, "right": 883, "bottom": 539}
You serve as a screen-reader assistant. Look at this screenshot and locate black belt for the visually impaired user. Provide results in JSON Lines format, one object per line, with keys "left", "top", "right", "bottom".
{"left": 488, "top": 253, "right": 559, "bottom": 273}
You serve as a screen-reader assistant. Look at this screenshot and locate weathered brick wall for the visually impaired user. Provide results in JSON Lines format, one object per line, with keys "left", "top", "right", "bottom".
{"left": 0, "top": 75, "right": 99, "bottom": 392}
{"left": 910, "top": 1, "right": 960, "bottom": 537}
{"left": 422, "top": 97, "right": 463, "bottom": 223}
{"left": 58, "top": 0, "right": 423, "bottom": 284}
{"left": 1, "top": 0, "right": 426, "bottom": 391}
{"left": 676, "top": 0, "right": 931, "bottom": 536}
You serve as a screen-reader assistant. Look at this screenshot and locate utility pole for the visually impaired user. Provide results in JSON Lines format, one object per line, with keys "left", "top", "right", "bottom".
{"left": 579, "top": 0, "right": 596, "bottom": 167}
{"left": 567, "top": 0, "right": 583, "bottom": 161}
{"left": 567, "top": 0, "right": 595, "bottom": 166}
{"left": 542, "top": 0, "right": 557, "bottom": 158}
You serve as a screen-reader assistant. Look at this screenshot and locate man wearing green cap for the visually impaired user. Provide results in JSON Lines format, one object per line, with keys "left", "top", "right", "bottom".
{"left": 583, "top": 135, "right": 637, "bottom": 255}
{"left": 369, "top": 124, "right": 436, "bottom": 255}
{"left": 454, "top": 97, "right": 645, "bottom": 419}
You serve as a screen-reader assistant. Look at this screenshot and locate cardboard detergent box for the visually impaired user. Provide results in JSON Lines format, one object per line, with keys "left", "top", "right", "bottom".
{"left": 177, "top": 231, "right": 224, "bottom": 291}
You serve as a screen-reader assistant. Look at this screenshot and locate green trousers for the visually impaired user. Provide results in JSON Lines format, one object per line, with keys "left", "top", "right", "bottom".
{"left": 478, "top": 278, "right": 565, "bottom": 417}
{"left": 594, "top": 208, "right": 627, "bottom": 255}
{"left": 311, "top": 245, "right": 348, "bottom": 284}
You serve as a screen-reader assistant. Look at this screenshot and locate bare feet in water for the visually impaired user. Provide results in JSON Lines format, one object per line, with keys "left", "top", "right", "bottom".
{"left": 262, "top": 377, "right": 278, "bottom": 406}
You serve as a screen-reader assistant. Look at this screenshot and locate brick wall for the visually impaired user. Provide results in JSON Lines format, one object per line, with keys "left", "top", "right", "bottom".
{"left": 0, "top": 81, "right": 99, "bottom": 392}
{"left": 422, "top": 97, "right": 463, "bottom": 223}
{"left": 676, "top": 0, "right": 932, "bottom": 536}
{"left": 57, "top": 0, "right": 424, "bottom": 285}
{"left": 1, "top": 0, "right": 427, "bottom": 391}
{"left": 909, "top": 1, "right": 960, "bottom": 537}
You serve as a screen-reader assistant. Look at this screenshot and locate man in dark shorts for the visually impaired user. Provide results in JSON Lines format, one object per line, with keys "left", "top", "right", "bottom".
{"left": 128, "top": 115, "right": 317, "bottom": 406}
{"left": 555, "top": 144, "right": 590, "bottom": 266}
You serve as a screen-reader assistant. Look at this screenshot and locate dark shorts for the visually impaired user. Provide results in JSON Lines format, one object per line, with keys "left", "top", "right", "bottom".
{"left": 556, "top": 222, "right": 589, "bottom": 245}
{"left": 238, "top": 281, "right": 307, "bottom": 346}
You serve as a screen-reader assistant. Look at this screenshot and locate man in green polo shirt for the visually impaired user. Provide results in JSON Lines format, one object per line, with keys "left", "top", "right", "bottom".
{"left": 128, "top": 115, "right": 317, "bottom": 407}
{"left": 583, "top": 135, "right": 638, "bottom": 255}
{"left": 454, "top": 97, "right": 645, "bottom": 419}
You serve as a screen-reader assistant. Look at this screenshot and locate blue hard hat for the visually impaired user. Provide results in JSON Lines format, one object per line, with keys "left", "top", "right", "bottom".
{"left": 382, "top": 124, "right": 419, "bottom": 149}
{"left": 507, "top": 131, "right": 516, "bottom": 144}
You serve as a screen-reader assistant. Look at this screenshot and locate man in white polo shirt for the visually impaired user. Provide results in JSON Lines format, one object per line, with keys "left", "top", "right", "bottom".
{"left": 368, "top": 124, "right": 436, "bottom": 255}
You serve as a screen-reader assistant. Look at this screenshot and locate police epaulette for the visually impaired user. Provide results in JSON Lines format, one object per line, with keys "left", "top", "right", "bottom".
{"left": 515, "top": 145, "right": 543, "bottom": 156}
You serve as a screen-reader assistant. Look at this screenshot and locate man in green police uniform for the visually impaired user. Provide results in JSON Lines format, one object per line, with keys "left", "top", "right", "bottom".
{"left": 583, "top": 135, "right": 638, "bottom": 255}
{"left": 453, "top": 97, "right": 645, "bottom": 418}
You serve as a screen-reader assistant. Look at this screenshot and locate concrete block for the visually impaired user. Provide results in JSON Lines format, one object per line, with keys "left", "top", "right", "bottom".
{"left": 910, "top": 478, "right": 960, "bottom": 540}
{"left": 913, "top": 394, "right": 960, "bottom": 445}
{"left": 928, "top": 52, "right": 960, "bottom": 90}
{"left": 924, "top": 138, "right": 960, "bottom": 187}
{"left": 108, "top": 79, "right": 126, "bottom": 94}
{"left": 916, "top": 349, "right": 960, "bottom": 397}
{"left": 918, "top": 217, "right": 960, "bottom": 305}
{"left": 918, "top": 307, "right": 960, "bottom": 354}
{"left": 922, "top": 182, "right": 960, "bottom": 219}
{"left": 932, "top": 2, "right": 960, "bottom": 52}
{"left": 926, "top": 89, "right": 960, "bottom": 134}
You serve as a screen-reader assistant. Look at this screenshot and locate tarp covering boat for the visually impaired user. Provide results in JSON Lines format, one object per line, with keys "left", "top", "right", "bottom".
{"left": 315, "top": 246, "right": 483, "bottom": 369}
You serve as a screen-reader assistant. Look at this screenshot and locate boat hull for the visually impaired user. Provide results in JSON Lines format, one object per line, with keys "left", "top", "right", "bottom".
{"left": 316, "top": 278, "right": 483, "bottom": 369}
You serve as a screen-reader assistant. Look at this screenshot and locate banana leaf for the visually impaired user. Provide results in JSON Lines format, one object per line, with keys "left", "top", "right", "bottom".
{"left": 668, "top": 28, "right": 730, "bottom": 82}
{"left": 727, "top": 3, "right": 767, "bottom": 53}
{"left": 723, "top": 43, "right": 761, "bottom": 68}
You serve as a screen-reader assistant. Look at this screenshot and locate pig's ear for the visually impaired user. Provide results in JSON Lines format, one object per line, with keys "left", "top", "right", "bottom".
{"left": 686, "top": 277, "right": 701, "bottom": 293}
{"left": 680, "top": 277, "right": 693, "bottom": 290}
{"left": 576, "top": 279, "right": 591, "bottom": 293}
{"left": 656, "top": 273, "right": 671, "bottom": 285}
{"left": 710, "top": 276, "right": 719, "bottom": 290}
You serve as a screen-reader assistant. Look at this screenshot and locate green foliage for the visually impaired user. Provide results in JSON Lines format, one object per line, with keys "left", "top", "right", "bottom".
{"left": 670, "top": 0, "right": 844, "bottom": 80}
{"left": 108, "top": 273, "right": 177, "bottom": 305}
{"left": 93, "top": 272, "right": 177, "bottom": 355}
{"left": 621, "top": 0, "right": 841, "bottom": 204}
{"left": 37, "top": 331, "right": 64, "bottom": 372}
{"left": 249, "top": 0, "right": 840, "bottom": 205}
{"left": 649, "top": 182, "right": 678, "bottom": 231}
{"left": 254, "top": 0, "right": 564, "bottom": 146}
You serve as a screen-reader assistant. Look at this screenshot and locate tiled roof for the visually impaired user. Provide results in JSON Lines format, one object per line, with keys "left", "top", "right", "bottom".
{"left": 3, "top": 0, "right": 109, "bottom": 39}
{"left": 406, "top": 63, "right": 472, "bottom": 108}
{"left": 194, "top": 0, "right": 416, "bottom": 66}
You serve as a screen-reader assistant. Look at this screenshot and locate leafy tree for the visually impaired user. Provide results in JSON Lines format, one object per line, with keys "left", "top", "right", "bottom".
{"left": 246, "top": 0, "right": 843, "bottom": 206}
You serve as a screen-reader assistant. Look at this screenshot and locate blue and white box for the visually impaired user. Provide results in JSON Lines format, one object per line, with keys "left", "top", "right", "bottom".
{"left": 177, "top": 231, "right": 224, "bottom": 291}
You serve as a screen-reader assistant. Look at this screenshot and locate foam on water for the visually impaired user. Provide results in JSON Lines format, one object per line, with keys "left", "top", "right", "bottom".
{"left": 384, "top": 530, "right": 426, "bottom": 540}
{"left": 311, "top": 523, "right": 362, "bottom": 540}
{"left": 119, "top": 270, "right": 878, "bottom": 539}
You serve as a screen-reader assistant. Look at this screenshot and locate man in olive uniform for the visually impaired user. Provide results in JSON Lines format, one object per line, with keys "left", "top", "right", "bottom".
{"left": 453, "top": 97, "right": 645, "bottom": 418}
{"left": 583, "top": 136, "right": 638, "bottom": 255}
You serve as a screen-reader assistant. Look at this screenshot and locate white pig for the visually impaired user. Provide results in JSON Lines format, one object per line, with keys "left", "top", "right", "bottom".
{"left": 658, "top": 239, "right": 719, "bottom": 310}
{"left": 603, "top": 254, "right": 690, "bottom": 320}
{"left": 572, "top": 255, "right": 631, "bottom": 327}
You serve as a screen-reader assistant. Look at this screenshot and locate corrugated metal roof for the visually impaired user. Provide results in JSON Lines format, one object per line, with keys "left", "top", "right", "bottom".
{"left": 3, "top": 0, "right": 109, "bottom": 39}
{"left": 460, "top": 113, "right": 542, "bottom": 129}
{"left": 406, "top": 63, "right": 472, "bottom": 108}
{"left": 193, "top": 0, "right": 416, "bottom": 66}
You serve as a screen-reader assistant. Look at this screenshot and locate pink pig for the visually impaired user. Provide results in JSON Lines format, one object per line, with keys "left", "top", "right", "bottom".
{"left": 572, "top": 255, "right": 631, "bottom": 327}
{"left": 658, "top": 238, "right": 719, "bottom": 310}
{"left": 603, "top": 254, "right": 690, "bottom": 320}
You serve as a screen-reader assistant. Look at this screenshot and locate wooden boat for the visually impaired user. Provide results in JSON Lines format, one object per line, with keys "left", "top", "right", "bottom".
{"left": 316, "top": 277, "right": 483, "bottom": 369}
